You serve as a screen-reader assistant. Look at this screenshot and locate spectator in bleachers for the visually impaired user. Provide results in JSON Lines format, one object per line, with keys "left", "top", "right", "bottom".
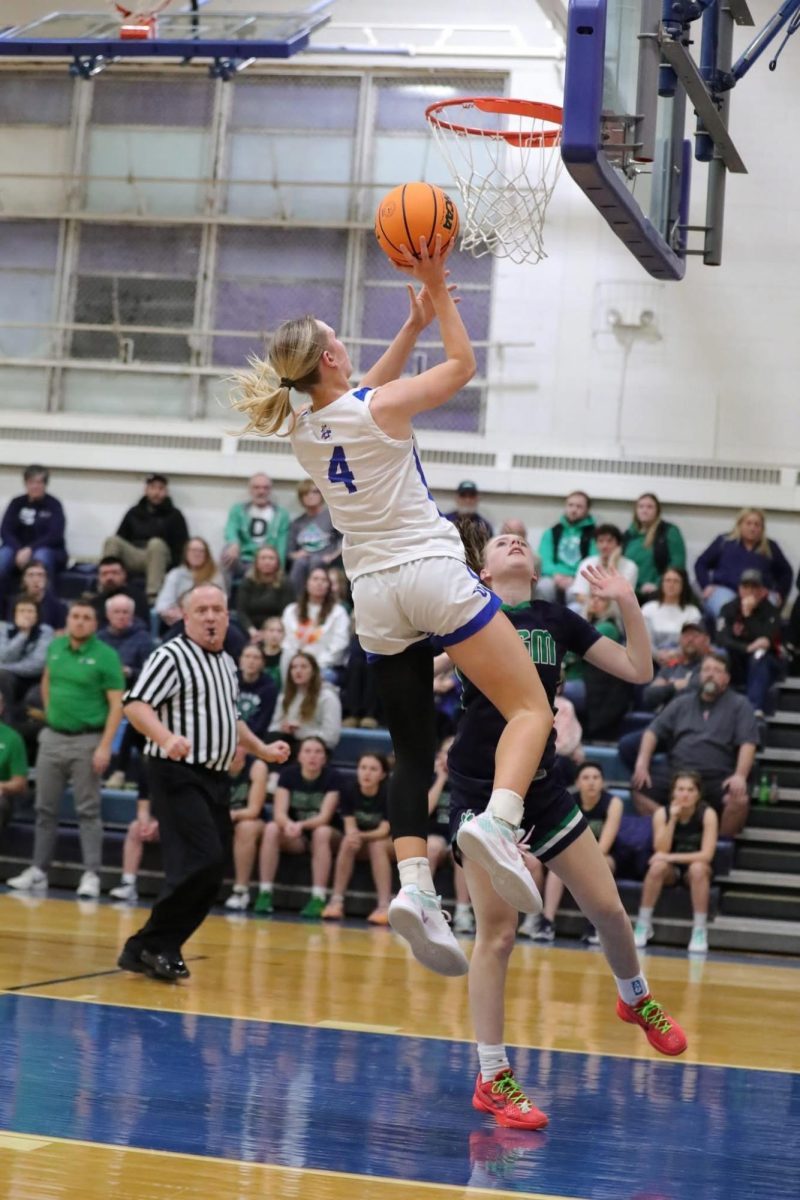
{"left": 428, "top": 736, "right": 474, "bottom": 935}
{"left": 499, "top": 517, "right": 528, "bottom": 539}
{"left": 695, "top": 507, "right": 792, "bottom": 620}
{"left": 322, "top": 752, "right": 393, "bottom": 923}
{"left": 0, "top": 465, "right": 67, "bottom": 601}
{"left": 562, "top": 591, "right": 622, "bottom": 717}
{"left": 268, "top": 651, "right": 342, "bottom": 754}
{"left": 223, "top": 753, "right": 270, "bottom": 912}
{"left": 254, "top": 735, "right": 342, "bottom": 918}
{"left": 96, "top": 594, "right": 153, "bottom": 685}
{"left": 633, "top": 772, "right": 719, "bottom": 955}
{"left": 327, "top": 565, "right": 352, "bottom": 611}
{"left": 715, "top": 569, "right": 782, "bottom": 715}
{"left": 103, "top": 474, "right": 189, "bottom": 603}
{"left": 108, "top": 793, "right": 160, "bottom": 904}
{"left": 622, "top": 493, "right": 687, "bottom": 602}
{"left": 641, "top": 621, "right": 710, "bottom": 711}
{"left": 280, "top": 566, "right": 351, "bottom": 683}
{"left": 0, "top": 597, "right": 53, "bottom": 714}
{"left": 524, "top": 761, "right": 624, "bottom": 944}
{"left": 629, "top": 652, "right": 758, "bottom": 836}
{"left": 640, "top": 568, "right": 703, "bottom": 661}
{"left": 6, "top": 598, "right": 125, "bottom": 898}
{"left": 237, "top": 644, "right": 278, "bottom": 740}
{"left": 155, "top": 537, "right": 223, "bottom": 629}
{"left": 10, "top": 561, "right": 66, "bottom": 630}
{"left": 90, "top": 556, "right": 150, "bottom": 627}
{"left": 444, "top": 481, "right": 494, "bottom": 540}
{"left": 221, "top": 473, "right": 291, "bottom": 574}
{"left": 0, "top": 691, "right": 29, "bottom": 835}
{"left": 788, "top": 567, "right": 800, "bottom": 672}
{"left": 236, "top": 546, "right": 295, "bottom": 642}
{"left": 567, "top": 524, "right": 638, "bottom": 616}
{"left": 260, "top": 615, "right": 284, "bottom": 688}
{"left": 536, "top": 491, "right": 596, "bottom": 603}
{"left": 287, "top": 479, "right": 343, "bottom": 594}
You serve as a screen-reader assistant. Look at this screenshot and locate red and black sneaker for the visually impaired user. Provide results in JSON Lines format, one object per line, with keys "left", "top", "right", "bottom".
{"left": 616, "top": 994, "right": 688, "bottom": 1056}
{"left": 472, "top": 1068, "right": 549, "bottom": 1130}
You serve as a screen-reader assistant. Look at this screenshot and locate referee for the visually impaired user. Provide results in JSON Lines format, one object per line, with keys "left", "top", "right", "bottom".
{"left": 117, "top": 584, "right": 289, "bottom": 982}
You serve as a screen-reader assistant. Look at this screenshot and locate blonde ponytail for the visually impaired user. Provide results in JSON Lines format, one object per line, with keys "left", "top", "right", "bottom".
{"left": 230, "top": 315, "right": 328, "bottom": 438}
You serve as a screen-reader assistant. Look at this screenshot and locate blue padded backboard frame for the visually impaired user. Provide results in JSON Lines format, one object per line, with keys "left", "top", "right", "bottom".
{"left": 561, "top": 0, "right": 687, "bottom": 281}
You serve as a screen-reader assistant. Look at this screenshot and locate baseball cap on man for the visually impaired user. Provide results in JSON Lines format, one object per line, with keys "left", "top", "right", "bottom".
{"left": 739, "top": 569, "right": 764, "bottom": 587}
{"left": 457, "top": 480, "right": 479, "bottom": 495}
{"left": 681, "top": 620, "right": 704, "bottom": 633}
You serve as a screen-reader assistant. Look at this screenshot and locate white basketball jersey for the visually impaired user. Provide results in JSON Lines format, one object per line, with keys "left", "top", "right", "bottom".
{"left": 290, "top": 386, "right": 465, "bottom": 581}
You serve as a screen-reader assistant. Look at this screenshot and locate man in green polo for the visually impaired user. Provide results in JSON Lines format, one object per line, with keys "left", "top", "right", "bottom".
{"left": 0, "top": 692, "right": 28, "bottom": 835}
{"left": 7, "top": 598, "right": 124, "bottom": 898}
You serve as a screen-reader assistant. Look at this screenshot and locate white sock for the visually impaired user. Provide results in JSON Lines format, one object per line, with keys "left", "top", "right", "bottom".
{"left": 233, "top": 884, "right": 248, "bottom": 895}
{"left": 638, "top": 906, "right": 654, "bottom": 927}
{"left": 259, "top": 883, "right": 273, "bottom": 894}
{"left": 122, "top": 873, "right": 136, "bottom": 885}
{"left": 311, "top": 886, "right": 326, "bottom": 900}
{"left": 477, "top": 1043, "right": 510, "bottom": 1083}
{"left": 693, "top": 912, "right": 707, "bottom": 929}
{"left": 455, "top": 902, "right": 472, "bottom": 918}
{"left": 486, "top": 788, "right": 523, "bottom": 827}
{"left": 398, "top": 857, "right": 436, "bottom": 895}
{"left": 615, "top": 973, "right": 650, "bottom": 1006}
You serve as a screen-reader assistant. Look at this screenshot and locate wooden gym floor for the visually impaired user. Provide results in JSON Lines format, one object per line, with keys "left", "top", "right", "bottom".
{"left": 0, "top": 891, "right": 798, "bottom": 1200}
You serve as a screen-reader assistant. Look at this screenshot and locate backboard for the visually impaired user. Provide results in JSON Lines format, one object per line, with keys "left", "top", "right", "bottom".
{"left": 0, "top": 2, "right": 333, "bottom": 79}
{"left": 561, "top": 0, "right": 754, "bottom": 279}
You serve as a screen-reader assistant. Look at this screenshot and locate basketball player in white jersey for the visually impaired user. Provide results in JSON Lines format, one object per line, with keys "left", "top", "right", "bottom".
{"left": 232, "top": 238, "right": 553, "bottom": 977}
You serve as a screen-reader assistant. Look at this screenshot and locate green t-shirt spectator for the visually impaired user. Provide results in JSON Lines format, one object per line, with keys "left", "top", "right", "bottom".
{"left": 0, "top": 720, "right": 28, "bottom": 782}
{"left": 45, "top": 634, "right": 126, "bottom": 732}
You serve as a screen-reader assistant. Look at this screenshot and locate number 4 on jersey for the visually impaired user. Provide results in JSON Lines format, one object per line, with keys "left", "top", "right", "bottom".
{"left": 327, "top": 445, "right": 357, "bottom": 494}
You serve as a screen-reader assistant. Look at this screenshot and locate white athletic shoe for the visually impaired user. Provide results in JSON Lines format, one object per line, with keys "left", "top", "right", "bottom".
{"left": 76, "top": 871, "right": 101, "bottom": 899}
{"left": 688, "top": 926, "right": 708, "bottom": 955}
{"left": 633, "top": 921, "right": 653, "bottom": 950}
{"left": 456, "top": 812, "right": 542, "bottom": 914}
{"left": 225, "top": 889, "right": 251, "bottom": 911}
{"left": 6, "top": 865, "right": 48, "bottom": 891}
{"left": 388, "top": 885, "right": 469, "bottom": 977}
{"left": 109, "top": 881, "right": 138, "bottom": 902}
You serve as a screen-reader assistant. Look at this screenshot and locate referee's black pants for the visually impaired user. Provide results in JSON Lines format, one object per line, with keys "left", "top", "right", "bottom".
{"left": 124, "top": 758, "right": 232, "bottom": 959}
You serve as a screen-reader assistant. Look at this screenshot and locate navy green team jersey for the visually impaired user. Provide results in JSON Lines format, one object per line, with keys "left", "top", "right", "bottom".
{"left": 277, "top": 764, "right": 341, "bottom": 822}
{"left": 448, "top": 599, "right": 601, "bottom": 782}
{"left": 339, "top": 780, "right": 388, "bottom": 832}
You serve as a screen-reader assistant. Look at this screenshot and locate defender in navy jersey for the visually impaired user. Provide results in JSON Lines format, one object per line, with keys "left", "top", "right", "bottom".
{"left": 448, "top": 533, "right": 687, "bottom": 1130}
{"left": 231, "top": 240, "right": 553, "bottom": 980}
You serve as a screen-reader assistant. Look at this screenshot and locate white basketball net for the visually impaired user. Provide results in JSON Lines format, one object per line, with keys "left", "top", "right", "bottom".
{"left": 426, "top": 99, "right": 563, "bottom": 266}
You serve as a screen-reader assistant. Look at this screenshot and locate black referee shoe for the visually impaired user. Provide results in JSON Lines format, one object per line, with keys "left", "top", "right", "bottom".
{"left": 117, "top": 945, "right": 147, "bottom": 974}
{"left": 140, "top": 949, "right": 182, "bottom": 983}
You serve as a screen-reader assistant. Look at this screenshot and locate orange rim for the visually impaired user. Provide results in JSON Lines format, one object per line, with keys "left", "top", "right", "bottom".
{"left": 425, "top": 97, "right": 563, "bottom": 148}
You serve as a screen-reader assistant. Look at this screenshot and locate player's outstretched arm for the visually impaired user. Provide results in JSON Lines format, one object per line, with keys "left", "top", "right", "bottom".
{"left": 580, "top": 564, "right": 654, "bottom": 684}
{"left": 370, "top": 237, "right": 475, "bottom": 437}
{"left": 361, "top": 276, "right": 458, "bottom": 389}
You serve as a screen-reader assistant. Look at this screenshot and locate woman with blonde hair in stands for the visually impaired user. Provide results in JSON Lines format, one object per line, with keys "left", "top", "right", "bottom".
{"left": 237, "top": 544, "right": 295, "bottom": 643}
{"left": 622, "top": 493, "right": 687, "bottom": 603}
{"left": 695, "top": 507, "right": 792, "bottom": 619}
{"left": 231, "top": 238, "right": 553, "bottom": 979}
{"left": 155, "top": 537, "right": 223, "bottom": 629}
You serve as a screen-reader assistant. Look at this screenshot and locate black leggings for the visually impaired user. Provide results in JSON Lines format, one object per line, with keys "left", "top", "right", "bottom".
{"left": 373, "top": 642, "right": 437, "bottom": 841}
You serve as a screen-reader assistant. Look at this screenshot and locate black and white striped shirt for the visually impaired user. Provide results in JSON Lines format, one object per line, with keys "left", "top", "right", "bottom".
{"left": 124, "top": 634, "right": 239, "bottom": 772}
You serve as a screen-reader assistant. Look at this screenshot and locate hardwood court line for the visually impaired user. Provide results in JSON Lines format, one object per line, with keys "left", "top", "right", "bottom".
{"left": 5, "top": 989, "right": 797, "bottom": 1077}
{"left": 0, "top": 1130, "right": 586, "bottom": 1200}
{"left": 3, "top": 956, "right": 208, "bottom": 992}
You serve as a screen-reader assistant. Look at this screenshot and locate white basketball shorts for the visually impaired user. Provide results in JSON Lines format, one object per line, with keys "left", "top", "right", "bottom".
{"left": 352, "top": 556, "right": 502, "bottom": 658}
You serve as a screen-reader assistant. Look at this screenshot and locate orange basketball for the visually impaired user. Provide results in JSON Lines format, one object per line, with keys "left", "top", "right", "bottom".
{"left": 375, "top": 182, "right": 460, "bottom": 267}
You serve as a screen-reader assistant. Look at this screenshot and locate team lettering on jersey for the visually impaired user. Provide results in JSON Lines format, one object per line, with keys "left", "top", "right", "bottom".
{"left": 518, "top": 627, "right": 557, "bottom": 666}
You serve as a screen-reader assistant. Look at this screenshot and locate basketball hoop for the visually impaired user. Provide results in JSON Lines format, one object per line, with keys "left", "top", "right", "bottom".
{"left": 425, "top": 98, "right": 564, "bottom": 266}
{"left": 112, "top": 0, "right": 172, "bottom": 40}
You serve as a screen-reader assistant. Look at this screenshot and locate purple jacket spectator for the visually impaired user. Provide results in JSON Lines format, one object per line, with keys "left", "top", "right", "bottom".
{"left": 0, "top": 466, "right": 68, "bottom": 593}
{"left": 695, "top": 535, "right": 792, "bottom": 600}
{"left": 97, "top": 618, "right": 154, "bottom": 682}
{"left": 237, "top": 668, "right": 279, "bottom": 740}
